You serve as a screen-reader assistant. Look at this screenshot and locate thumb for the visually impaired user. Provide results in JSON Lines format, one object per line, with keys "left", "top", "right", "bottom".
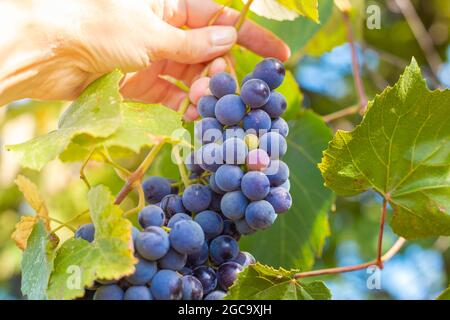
{"left": 151, "top": 24, "right": 237, "bottom": 64}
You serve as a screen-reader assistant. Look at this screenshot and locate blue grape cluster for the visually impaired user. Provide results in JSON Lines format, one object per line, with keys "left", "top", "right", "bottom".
{"left": 74, "top": 58, "right": 291, "bottom": 301}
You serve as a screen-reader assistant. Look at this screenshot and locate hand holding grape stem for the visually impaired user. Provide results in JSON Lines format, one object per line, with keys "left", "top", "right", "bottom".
{"left": 0, "top": 0, "right": 290, "bottom": 119}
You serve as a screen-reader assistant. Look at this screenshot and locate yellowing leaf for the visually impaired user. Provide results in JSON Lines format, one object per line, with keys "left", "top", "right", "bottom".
{"left": 11, "top": 216, "right": 37, "bottom": 250}
{"left": 11, "top": 175, "right": 52, "bottom": 250}
{"left": 15, "top": 175, "right": 49, "bottom": 229}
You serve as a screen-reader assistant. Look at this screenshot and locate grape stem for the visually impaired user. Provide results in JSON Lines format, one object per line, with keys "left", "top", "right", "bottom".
{"left": 342, "top": 11, "right": 368, "bottom": 114}
{"left": 294, "top": 237, "right": 406, "bottom": 279}
{"left": 322, "top": 105, "right": 359, "bottom": 122}
{"left": 114, "top": 139, "right": 167, "bottom": 205}
{"left": 79, "top": 149, "right": 96, "bottom": 189}
{"left": 376, "top": 197, "right": 389, "bottom": 267}
{"left": 235, "top": 0, "right": 254, "bottom": 31}
{"left": 173, "top": 145, "right": 191, "bottom": 188}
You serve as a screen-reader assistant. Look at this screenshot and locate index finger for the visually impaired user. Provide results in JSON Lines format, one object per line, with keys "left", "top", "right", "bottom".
{"left": 164, "top": 0, "right": 291, "bottom": 61}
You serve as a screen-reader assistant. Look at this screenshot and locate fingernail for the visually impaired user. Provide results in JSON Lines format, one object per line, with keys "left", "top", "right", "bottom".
{"left": 211, "top": 28, "right": 236, "bottom": 47}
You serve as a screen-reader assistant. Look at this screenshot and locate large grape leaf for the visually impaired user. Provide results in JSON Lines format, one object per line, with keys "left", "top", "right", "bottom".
{"left": 21, "top": 220, "right": 58, "bottom": 300}
{"left": 319, "top": 59, "right": 450, "bottom": 239}
{"left": 240, "top": 111, "right": 334, "bottom": 270}
{"left": 226, "top": 263, "right": 331, "bottom": 300}
{"left": 47, "top": 185, "right": 136, "bottom": 300}
{"left": 242, "top": 0, "right": 319, "bottom": 22}
{"left": 232, "top": 46, "right": 303, "bottom": 120}
{"left": 7, "top": 71, "right": 123, "bottom": 171}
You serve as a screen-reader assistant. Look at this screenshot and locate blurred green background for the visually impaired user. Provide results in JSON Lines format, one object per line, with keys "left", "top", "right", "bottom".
{"left": 1, "top": 0, "right": 449, "bottom": 299}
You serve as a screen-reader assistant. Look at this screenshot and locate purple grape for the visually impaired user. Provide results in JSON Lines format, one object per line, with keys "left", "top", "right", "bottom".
{"left": 241, "top": 79, "right": 271, "bottom": 108}
{"left": 198, "top": 143, "right": 223, "bottom": 172}
{"left": 253, "top": 58, "right": 285, "bottom": 90}
{"left": 222, "top": 220, "right": 241, "bottom": 241}
{"left": 234, "top": 219, "right": 256, "bottom": 235}
{"left": 209, "top": 235, "right": 239, "bottom": 265}
{"left": 158, "top": 248, "right": 187, "bottom": 271}
{"left": 241, "top": 171, "right": 270, "bottom": 201}
{"left": 210, "top": 72, "right": 237, "bottom": 98}
{"left": 245, "top": 200, "right": 277, "bottom": 230}
{"left": 75, "top": 223, "right": 95, "bottom": 243}
{"left": 214, "top": 165, "right": 244, "bottom": 192}
{"left": 271, "top": 117, "right": 289, "bottom": 137}
{"left": 194, "top": 210, "right": 224, "bottom": 240}
{"left": 124, "top": 286, "right": 153, "bottom": 300}
{"left": 215, "top": 94, "right": 246, "bottom": 126}
{"left": 142, "top": 176, "right": 172, "bottom": 204}
{"left": 220, "top": 191, "right": 249, "bottom": 221}
{"left": 167, "top": 213, "right": 192, "bottom": 228}
{"left": 222, "top": 137, "right": 248, "bottom": 165}
{"left": 193, "top": 266, "right": 217, "bottom": 295}
{"left": 265, "top": 187, "right": 292, "bottom": 213}
{"left": 135, "top": 227, "right": 170, "bottom": 261}
{"left": 169, "top": 220, "right": 205, "bottom": 255}
{"left": 264, "top": 160, "right": 289, "bottom": 186}
{"left": 204, "top": 290, "right": 226, "bottom": 300}
{"left": 187, "top": 241, "right": 209, "bottom": 267}
{"left": 150, "top": 270, "right": 182, "bottom": 300}
{"left": 194, "top": 117, "right": 223, "bottom": 144}
{"left": 181, "top": 275, "right": 203, "bottom": 300}
{"left": 197, "top": 95, "right": 217, "bottom": 118}
{"left": 259, "top": 131, "right": 287, "bottom": 159}
{"left": 138, "top": 205, "right": 165, "bottom": 228}
{"left": 94, "top": 285, "right": 124, "bottom": 300}
{"left": 243, "top": 109, "right": 272, "bottom": 135}
{"left": 217, "top": 262, "right": 243, "bottom": 290}
{"left": 182, "top": 183, "right": 212, "bottom": 213}
{"left": 126, "top": 256, "right": 157, "bottom": 285}
{"left": 233, "top": 251, "right": 256, "bottom": 267}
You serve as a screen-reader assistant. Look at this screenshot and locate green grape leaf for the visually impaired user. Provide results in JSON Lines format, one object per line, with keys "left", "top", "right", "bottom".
{"left": 47, "top": 185, "right": 136, "bottom": 300}
{"left": 225, "top": 263, "right": 331, "bottom": 300}
{"left": 319, "top": 59, "right": 450, "bottom": 239}
{"left": 242, "top": 0, "right": 319, "bottom": 22}
{"left": 304, "top": 0, "right": 364, "bottom": 56}
{"left": 7, "top": 71, "right": 123, "bottom": 171}
{"left": 240, "top": 111, "right": 334, "bottom": 270}
{"left": 437, "top": 287, "right": 450, "bottom": 300}
{"left": 231, "top": 46, "right": 303, "bottom": 120}
{"left": 21, "top": 220, "right": 58, "bottom": 300}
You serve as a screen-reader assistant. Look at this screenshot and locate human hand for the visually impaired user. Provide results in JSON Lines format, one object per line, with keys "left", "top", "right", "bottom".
{"left": 0, "top": 0, "right": 290, "bottom": 112}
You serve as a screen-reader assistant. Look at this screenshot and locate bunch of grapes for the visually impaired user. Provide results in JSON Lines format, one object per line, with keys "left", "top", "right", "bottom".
{"left": 75, "top": 58, "right": 291, "bottom": 300}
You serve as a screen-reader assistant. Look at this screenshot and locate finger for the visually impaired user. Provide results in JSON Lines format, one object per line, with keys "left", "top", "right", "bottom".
{"left": 184, "top": 104, "right": 200, "bottom": 122}
{"left": 151, "top": 22, "right": 237, "bottom": 64}
{"left": 208, "top": 57, "right": 228, "bottom": 76}
{"left": 165, "top": 0, "right": 290, "bottom": 61}
{"left": 121, "top": 73, "right": 187, "bottom": 110}
{"left": 189, "top": 77, "right": 211, "bottom": 104}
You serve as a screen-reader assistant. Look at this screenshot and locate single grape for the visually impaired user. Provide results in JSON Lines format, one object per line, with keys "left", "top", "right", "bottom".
{"left": 259, "top": 132, "right": 287, "bottom": 159}
{"left": 194, "top": 210, "right": 224, "bottom": 240}
{"left": 142, "top": 176, "right": 172, "bottom": 204}
{"left": 75, "top": 223, "right": 95, "bottom": 243}
{"left": 138, "top": 205, "right": 165, "bottom": 228}
{"left": 279, "top": 179, "right": 291, "bottom": 191}
{"left": 124, "top": 286, "right": 153, "bottom": 300}
{"left": 187, "top": 241, "right": 209, "bottom": 267}
{"left": 209, "top": 72, "right": 237, "bottom": 98}
{"left": 204, "top": 290, "right": 227, "bottom": 300}
{"left": 182, "top": 183, "right": 212, "bottom": 213}
{"left": 209, "top": 235, "right": 239, "bottom": 265}
{"left": 167, "top": 213, "right": 192, "bottom": 228}
{"left": 253, "top": 58, "right": 285, "bottom": 90}
{"left": 271, "top": 117, "right": 289, "bottom": 137}
{"left": 265, "top": 187, "right": 292, "bottom": 213}
{"left": 194, "top": 117, "right": 223, "bottom": 144}
{"left": 223, "top": 126, "right": 245, "bottom": 141}
{"left": 244, "top": 133, "right": 259, "bottom": 151}
{"left": 181, "top": 275, "right": 204, "bottom": 300}
{"left": 222, "top": 220, "right": 241, "bottom": 241}
{"left": 198, "top": 143, "right": 223, "bottom": 172}
{"left": 96, "top": 279, "right": 117, "bottom": 285}
{"left": 243, "top": 109, "right": 272, "bottom": 135}
{"left": 241, "top": 171, "right": 270, "bottom": 201}
{"left": 217, "top": 262, "right": 243, "bottom": 291}
{"left": 197, "top": 95, "right": 217, "bottom": 118}
{"left": 192, "top": 266, "right": 217, "bottom": 295}
{"left": 245, "top": 200, "right": 277, "bottom": 230}
{"left": 262, "top": 92, "right": 287, "bottom": 118}
{"left": 209, "top": 173, "right": 225, "bottom": 194}
{"left": 158, "top": 248, "right": 187, "bottom": 271}
{"left": 246, "top": 149, "right": 271, "bottom": 171}
{"left": 241, "top": 79, "right": 271, "bottom": 108}
{"left": 126, "top": 255, "right": 158, "bottom": 285}
{"left": 135, "top": 227, "right": 170, "bottom": 261}
{"left": 264, "top": 160, "right": 289, "bottom": 186}
{"left": 220, "top": 191, "right": 249, "bottom": 221}
{"left": 93, "top": 285, "right": 124, "bottom": 300}
{"left": 222, "top": 137, "right": 248, "bottom": 165}
{"left": 169, "top": 220, "right": 205, "bottom": 255}
{"left": 160, "top": 194, "right": 186, "bottom": 218}
{"left": 234, "top": 218, "right": 256, "bottom": 235}
{"left": 215, "top": 94, "right": 246, "bottom": 126}
{"left": 214, "top": 164, "right": 244, "bottom": 192}
{"left": 233, "top": 251, "right": 256, "bottom": 267}
{"left": 209, "top": 191, "right": 223, "bottom": 211}
{"left": 150, "top": 270, "right": 182, "bottom": 300}
{"left": 185, "top": 151, "right": 204, "bottom": 175}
